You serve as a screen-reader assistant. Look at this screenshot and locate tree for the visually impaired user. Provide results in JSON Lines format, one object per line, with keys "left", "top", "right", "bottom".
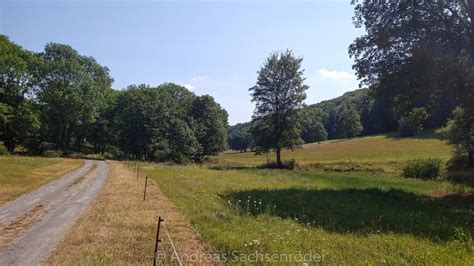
{"left": 0, "top": 35, "right": 38, "bottom": 152}
{"left": 36, "top": 43, "right": 113, "bottom": 154}
{"left": 249, "top": 50, "right": 308, "bottom": 167}
{"left": 300, "top": 108, "right": 327, "bottom": 143}
{"left": 228, "top": 123, "right": 252, "bottom": 152}
{"left": 398, "top": 107, "right": 430, "bottom": 137}
{"left": 335, "top": 106, "right": 362, "bottom": 139}
{"left": 349, "top": 0, "right": 474, "bottom": 164}
{"left": 438, "top": 107, "right": 474, "bottom": 165}
{"left": 190, "top": 95, "right": 229, "bottom": 160}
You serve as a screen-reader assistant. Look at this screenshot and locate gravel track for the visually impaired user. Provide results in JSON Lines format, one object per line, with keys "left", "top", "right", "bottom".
{"left": 0, "top": 160, "right": 109, "bottom": 265}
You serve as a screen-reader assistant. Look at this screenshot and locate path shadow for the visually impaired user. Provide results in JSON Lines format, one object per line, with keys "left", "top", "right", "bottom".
{"left": 224, "top": 188, "right": 473, "bottom": 242}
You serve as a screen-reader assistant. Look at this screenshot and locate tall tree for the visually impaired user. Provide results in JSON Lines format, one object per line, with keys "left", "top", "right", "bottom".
{"left": 335, "top": 106, "right": 362, "bottom": 139}
{"left": 0, "top": 35, "right": 39, "bottom": 152}
{"left": 190, "top": 95, "right": 229, "bottom": 160}
{"left": 249, "top": 50, "right": 308, "bottom": 167}
{"left": 228, "top": 123, "right": 252, "bottom": 152}
{"left": 349, "top": 0, "right": 474, "bottom": 165}
{"left": 36, "top": 43, "right": 113, "bottom": 154}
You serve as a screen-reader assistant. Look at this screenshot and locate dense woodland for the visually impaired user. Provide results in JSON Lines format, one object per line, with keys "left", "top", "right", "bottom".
{"left": 0, "top": 36, "right": 228, "bottom": 162}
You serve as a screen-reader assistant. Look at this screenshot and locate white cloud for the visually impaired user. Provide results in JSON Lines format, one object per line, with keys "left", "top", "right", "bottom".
{"left": 183, "top": 84, "right": 196, "bottom": 91}
{"left": 316, "top": 69, "right": 354, "bottom": 79}
{"left": 191, "top": 76, "right": 208, "bottom": 81}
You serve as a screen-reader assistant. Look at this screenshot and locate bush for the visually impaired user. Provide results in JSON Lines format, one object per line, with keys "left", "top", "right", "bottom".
{"left": 398, "top": 107, "right": 430, "bottom": 137}
{"left": 258, "top": 159, "right": 297, "bottom": 170}
{"left": 402, "top": 158, "right": 442, "bottom": 179}
{"left": 0, "top": 142, "right": 8, "bottom": 155}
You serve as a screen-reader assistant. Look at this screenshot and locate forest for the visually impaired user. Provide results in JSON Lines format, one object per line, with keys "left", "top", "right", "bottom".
{"left": 0, "top": 36, "right": 228, "bottom": 162}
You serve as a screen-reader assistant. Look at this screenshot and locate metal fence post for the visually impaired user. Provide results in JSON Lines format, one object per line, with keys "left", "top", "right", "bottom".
{"left": 153, "top": 217, "right": 164, "bottom": 266}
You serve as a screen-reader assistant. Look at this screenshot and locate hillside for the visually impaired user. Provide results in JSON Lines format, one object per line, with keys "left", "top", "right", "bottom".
{"left": 220, "top": 131, "right": 451, "bottom": 172}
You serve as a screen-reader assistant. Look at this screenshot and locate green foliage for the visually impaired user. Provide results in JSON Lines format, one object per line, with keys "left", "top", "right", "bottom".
{"left": 249, "top": 50, "right": 308, "bottom": 166}
{"left": 437, "top": 107, "right": 474, "bottom": 165}
{"left": 349, "top": 1, "right": 473, "bottom": 162}
{"left": 112, "top": 83, "right": 227, "bottom": 163}
{"left": 0, "top": 141, "right": 8, "bottom": 155}
{"left": 228, "top": 122, "right": 252, "bottom": 152}
{"left": 36, "top": 43, "right": 113, "bottom": 154}
{"left": 0, "top": 35, "right": 38, "bottom": 152}
{"left": 402, "top": 158, "right": 442, "bottom": 180}
{"left": 335, "top": 106, "right": 362, "bottom": 139}
{"left": 398, "top": 108, "right": 430, "bottom": 137}
{"left": 300, "top": 108, "right": 327, "bottom": 143}
{"left": 191, "top": 95, "right": 229, "bottom": 159}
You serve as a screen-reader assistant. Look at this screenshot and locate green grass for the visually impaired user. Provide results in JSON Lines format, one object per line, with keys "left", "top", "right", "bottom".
{"left": 217, "top": 132, "right": 452, "bottom": 173}
{"left": 142, "top": 163, "right": 473, "bottom": 264}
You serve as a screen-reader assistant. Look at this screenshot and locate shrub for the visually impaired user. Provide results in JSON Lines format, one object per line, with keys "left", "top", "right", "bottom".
{"left": 398, "top": 107, "right": 430, "bottom": 137}
{"left": 0, "top": 142, "right": 8, "bottom": 155}
{"left": 258, "top": 159, "right": 298, "bottom": 170}
{"left": 402, "top": 158, "right": 442, "bottom": 179}
{"left": 436, "top": 107, "right": 474, "bottom": 166}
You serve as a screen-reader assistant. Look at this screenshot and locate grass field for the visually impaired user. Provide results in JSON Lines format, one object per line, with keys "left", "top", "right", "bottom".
{"left": 142, "top": 164, "right": 473, "bottom": 264}
{"left": 217, "top": 132, "right": 452, "bottom": 173}
{"left": 139, "top": 133, "right": 472, "bottom": 264}
{"left": 0, "top": 156, "right": 84, "bottom": 205}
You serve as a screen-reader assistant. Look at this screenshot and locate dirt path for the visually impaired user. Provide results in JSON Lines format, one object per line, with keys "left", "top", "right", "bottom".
{"left": 47, "top": 161, "right": 215, "bottom": 265}
{"left": 0, "top": 160, "right": 109, "bottom": 265}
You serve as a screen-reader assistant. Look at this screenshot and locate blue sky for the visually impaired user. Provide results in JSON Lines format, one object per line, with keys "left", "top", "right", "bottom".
{"left": 1, "top": 1, "right": 363, "bottom": 125}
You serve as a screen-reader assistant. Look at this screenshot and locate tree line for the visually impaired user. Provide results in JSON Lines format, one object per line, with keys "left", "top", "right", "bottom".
{"left": 0, "top": 35, "right": 228, "bottom": 162}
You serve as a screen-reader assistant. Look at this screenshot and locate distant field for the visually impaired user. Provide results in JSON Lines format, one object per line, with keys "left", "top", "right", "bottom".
{"left": 143, "top": 163, "right": 473, "bottom": 264}
{"left": 0, "top": 156, "right": 83, "bottom": 205}
{"left": 218, "top": 132, "right": 452, "bottom": 172}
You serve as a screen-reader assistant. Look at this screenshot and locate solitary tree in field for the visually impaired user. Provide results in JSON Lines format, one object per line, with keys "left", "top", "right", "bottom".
{"left": 249, "top": 50, "right": 308, "bottom": 167}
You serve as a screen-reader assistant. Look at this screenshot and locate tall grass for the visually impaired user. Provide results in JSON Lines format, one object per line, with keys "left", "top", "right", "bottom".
{"left": 143, "top": 164, "right": 473, "bottom": 264}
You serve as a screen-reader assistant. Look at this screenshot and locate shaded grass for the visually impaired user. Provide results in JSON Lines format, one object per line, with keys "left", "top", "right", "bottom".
{"left": 143, "top": 164, "right": 473, "bottom": 264}
{"left": 0, "top": 156, "right": 83, "bottom": 205}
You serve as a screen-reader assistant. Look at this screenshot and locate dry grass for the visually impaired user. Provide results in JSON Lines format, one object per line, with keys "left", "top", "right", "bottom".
{"left": 48, "top": 161, "right": 213, "bottom": 265}
{"left": 217, "top": 133, "right": 452, "bottom": 172}
{"left": 0, "top": 156, "right": 84, "bottom": 205}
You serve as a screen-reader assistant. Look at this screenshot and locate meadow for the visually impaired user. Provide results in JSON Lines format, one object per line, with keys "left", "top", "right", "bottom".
{"left": 141, "top": 133, "right": 473, "bottom": 264}
{"left": 218, "top": 132, "right": 452, "bottom": 172}
{"left": 0, "top": 156, "right": 83, "bottom": 205}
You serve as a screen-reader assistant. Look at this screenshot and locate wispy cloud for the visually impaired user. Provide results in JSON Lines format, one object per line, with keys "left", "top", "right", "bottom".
{"left": 317, "top": 69, "right": 354, "bottom": 79}
{"left": 191, "top": 76, "right": 208, "bottom": 81}
{"left": 183, "top": 84, "right": 196, "bottom": 91}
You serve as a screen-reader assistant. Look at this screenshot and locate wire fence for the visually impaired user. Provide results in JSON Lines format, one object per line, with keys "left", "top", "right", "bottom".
{"left": 123, "top": 160, "right": 184, "bottom": 266}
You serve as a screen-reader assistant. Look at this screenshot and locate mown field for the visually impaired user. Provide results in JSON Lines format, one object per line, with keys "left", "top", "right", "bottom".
{"left": 218, "top": 132, "right": 452, "bottom": 173}
{"left": 141, "top": 133, "right": 473, "bottom": 264}
{"left": 0, "top": 156, "right": 83, "bottom": 205}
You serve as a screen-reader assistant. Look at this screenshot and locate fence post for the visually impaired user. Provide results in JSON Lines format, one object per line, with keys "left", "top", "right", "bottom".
{"left": 143, "top": 176, "right": 148, "bottom": 201}
{"left": 153, "top": 216, "right": 164, "bottom": 266}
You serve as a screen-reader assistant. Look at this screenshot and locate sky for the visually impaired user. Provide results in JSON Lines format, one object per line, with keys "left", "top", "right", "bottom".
{"left": 1, "top": 1, "right": 364, "bottom": 125}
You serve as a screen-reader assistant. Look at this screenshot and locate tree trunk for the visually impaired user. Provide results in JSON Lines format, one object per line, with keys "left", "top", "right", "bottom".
{"left": 276, "top": 147, "right": 282, "bottom": 168}
{"left": 5, "top": 141, "right": 15, "bottom": 153}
